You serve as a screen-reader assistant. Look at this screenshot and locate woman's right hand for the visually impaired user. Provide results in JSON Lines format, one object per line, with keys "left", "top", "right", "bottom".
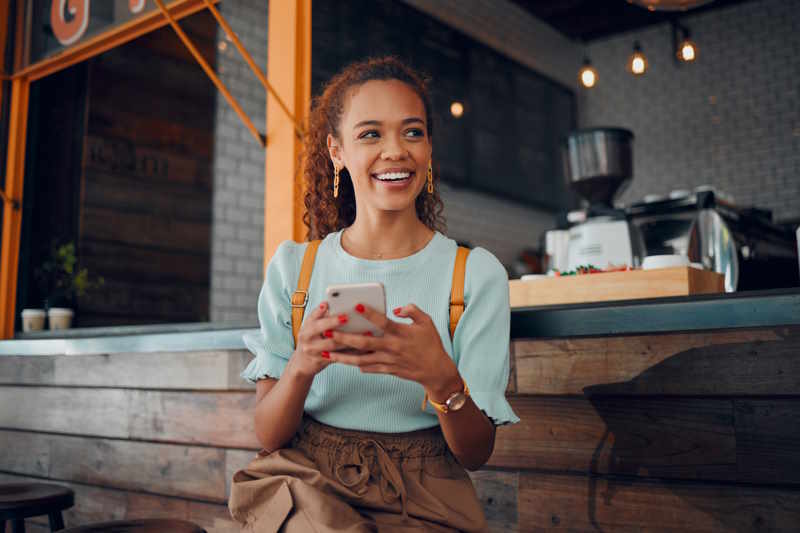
{"left": 289, "top": 301, "right": 348, "bottom": 378}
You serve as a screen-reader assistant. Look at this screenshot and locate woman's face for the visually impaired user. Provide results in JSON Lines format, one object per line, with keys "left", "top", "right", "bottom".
{"left": 328, "top": 79, "right": 431, "bottom": 214}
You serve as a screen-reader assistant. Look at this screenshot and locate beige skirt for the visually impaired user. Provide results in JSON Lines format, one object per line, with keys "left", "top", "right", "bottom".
{"left": 228, "top": 417, "right": 489, "bottom": 532}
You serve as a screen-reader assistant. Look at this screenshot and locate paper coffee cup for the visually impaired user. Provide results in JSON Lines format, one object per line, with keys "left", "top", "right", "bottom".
{"left": 21, "top": 309, "right": 46, "bottom": 332}
{"left": 48, "top": 308, "right": 74, "bottom": 330}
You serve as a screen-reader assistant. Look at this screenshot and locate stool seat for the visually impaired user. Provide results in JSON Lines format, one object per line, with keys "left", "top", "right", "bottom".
{"left": 60, "top": 519, "right": 206, "bottom": 533}
{"left": 0, "top": 482, "right": 74, "bottom": 519}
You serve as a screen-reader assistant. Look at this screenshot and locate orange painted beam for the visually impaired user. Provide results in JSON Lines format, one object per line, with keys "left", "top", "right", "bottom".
{"left": 0, "top": 77, "right": 30, "bottom": 339}
{"left": 264, "top": 0, "right": 312, "bottom": 270}
{"left": 11, "top": 0, "right": 218, "bottom": 83}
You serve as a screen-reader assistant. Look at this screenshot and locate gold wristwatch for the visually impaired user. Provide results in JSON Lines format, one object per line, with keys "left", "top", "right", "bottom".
{"left": 422, "top": 377, "right": 470, "bottom": 414}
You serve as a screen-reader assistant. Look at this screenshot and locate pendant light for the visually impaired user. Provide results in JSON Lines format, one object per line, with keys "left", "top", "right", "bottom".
{"left": 579, "top": 57, "right": 598, "bottom": 88}
{"left": 627, "top": 41, "right": 648, "bottom": 75}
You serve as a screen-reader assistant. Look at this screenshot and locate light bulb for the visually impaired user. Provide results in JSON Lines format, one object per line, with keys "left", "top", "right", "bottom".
{"left": 450, "top": 101, "right": 464, "bottom": 118}
{"left": 680, "top": 40, "right": 696, "bottom": 61}
{"left": 579, "top": 62, "right": 597, "bottom": 88}
{"left": 628, "top": 43, "right": 648, "bottom": 75}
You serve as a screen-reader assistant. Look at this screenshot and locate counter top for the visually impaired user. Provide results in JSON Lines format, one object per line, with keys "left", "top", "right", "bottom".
{"left": 511, "top": 288, "right": 800, "bottom": 338}
{"left": 2, "top": 289, "right": 798, "bottom": 356}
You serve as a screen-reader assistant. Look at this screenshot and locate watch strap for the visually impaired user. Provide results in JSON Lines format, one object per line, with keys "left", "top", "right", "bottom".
{"left": 422, "top": 378, "right": 469, "bottom": 413}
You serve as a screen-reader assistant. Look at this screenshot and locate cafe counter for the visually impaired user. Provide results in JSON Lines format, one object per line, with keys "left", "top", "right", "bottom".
{"left": 1, "top": 289, "right": 799, "bottom": 531}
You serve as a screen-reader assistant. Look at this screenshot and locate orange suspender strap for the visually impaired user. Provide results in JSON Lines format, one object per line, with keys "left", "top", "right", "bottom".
{"left": 449, "top": 246, "right": 471, "bottom": 339}
{"left": 291, "top": 240, "right": 321, "bottom": 346}
{"left": 291, "top": 241, "right": 470, "bottom": 346}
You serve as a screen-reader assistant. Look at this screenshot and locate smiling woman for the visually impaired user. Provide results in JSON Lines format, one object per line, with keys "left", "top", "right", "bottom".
{"left": 228, "top": 57, "right": 519, "bottom": 532}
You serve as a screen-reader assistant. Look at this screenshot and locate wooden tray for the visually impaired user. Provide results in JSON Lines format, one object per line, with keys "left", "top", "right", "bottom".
{"left": 509, "top": 267, "right": 725, "bottom": 308}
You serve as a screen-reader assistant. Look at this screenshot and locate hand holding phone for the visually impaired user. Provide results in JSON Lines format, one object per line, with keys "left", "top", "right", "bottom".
{"left": 325, "top": 282, "right": 386, "bottom": 338}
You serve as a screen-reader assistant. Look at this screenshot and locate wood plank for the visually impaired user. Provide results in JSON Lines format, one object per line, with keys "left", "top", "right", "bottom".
{"left": 83, "top": 135, "right": 212, "bottom": 189}
{"left": 80, "top": 206, "right": 210, "bottom": 252}
{"left": 491, "top": 396, "right": 738, "bottom": 482}
{"left": 76, "top": 279, "right": 209, "bottom": 323}
{"left": 0, "top": 430, "right": 227, "bottom": 502}
{"left": 0, "top": 351, "right": 253, "bottom": 389}
{"left": 512, "top": 327, "right": 800, "bottom": 395}
{"left": 509, "top": 267, "right": 724, "bottom": 308}
{"left": 82, "top": 171, "right": 212, "bottom": 222}
{"left": 87, "top": 105, "right": 213, "bottom": 158}
{"left": 518, "top": 471, "right": 800, "bottom": 532}
{"left": 0, "top": 473, "right": 236, "bottom": 533}
{"left": 0, "top": 387, "right": 260, "bottom": 449}
{"left": 735, "top": 399, "right": 800, "bottom": 485}
{"left": 80, "top": 239, "right": 210, "bottom": 285}
{"left": 468, "top": 470, "right": 519, "bottom": 533}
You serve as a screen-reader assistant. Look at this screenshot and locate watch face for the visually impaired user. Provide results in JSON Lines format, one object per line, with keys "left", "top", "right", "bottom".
{"left": 446, "top": 392, "right": 467, "bottom": 412}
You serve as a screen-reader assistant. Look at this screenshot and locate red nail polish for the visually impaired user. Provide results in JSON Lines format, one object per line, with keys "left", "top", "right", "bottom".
{"left": 393, "top": 307, "right": 402, "bottom": 316}
{"left": 338, "top": 314, "right": 348, "bottom": 324}
{"left": 355, "top": 303, "right": 365, "bottom": 313}
{"left": 319, "top": 303, "right": 326, "bottom": 310}
{"left": 364, "top": 331, "right": 373, "bottom": 337}
{"left": 321, "top": 351, "right": 330, "bottom": 359}
{"left": 324, "top": 330, "right": 333, "bottom": 338}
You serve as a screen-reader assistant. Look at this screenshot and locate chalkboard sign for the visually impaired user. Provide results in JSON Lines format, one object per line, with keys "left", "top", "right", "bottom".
{"left": 312, "top": 0, "right": 577, "bottom": 212}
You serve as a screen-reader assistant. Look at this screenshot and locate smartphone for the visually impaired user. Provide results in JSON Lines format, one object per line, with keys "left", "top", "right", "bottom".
{"left": 325, "top": 282, "right": 386, "bottom": 338}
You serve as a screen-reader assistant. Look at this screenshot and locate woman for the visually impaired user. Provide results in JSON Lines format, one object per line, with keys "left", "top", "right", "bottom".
{"left": 229, "top": 56, "right": 518, "bottom": 532}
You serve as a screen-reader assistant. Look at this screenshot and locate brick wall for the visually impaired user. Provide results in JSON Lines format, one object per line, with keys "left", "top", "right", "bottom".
{"left": 579, "top": 0, "right": 800, "bottom": 223}
{"left": 209, "top": 1, "right": 267, "bottom": 323}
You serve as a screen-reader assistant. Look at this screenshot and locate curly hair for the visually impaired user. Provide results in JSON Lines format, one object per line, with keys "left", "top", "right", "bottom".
{"left": 302, "top": 56, "right": 446, "bottom": 241}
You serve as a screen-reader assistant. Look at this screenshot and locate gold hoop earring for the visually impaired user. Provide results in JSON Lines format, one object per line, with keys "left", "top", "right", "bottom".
{"left": 333, "top": 165, "right": 340, "bottom": 198}
{"left": 427, "top": 161, "right": 434, "bottom": 194}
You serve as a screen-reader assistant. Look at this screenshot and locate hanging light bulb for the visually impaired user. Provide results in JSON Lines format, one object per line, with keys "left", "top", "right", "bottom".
{"left": 678, "top": 33, "right": 698, "bottom": 62}
{"left": 627, "top": 41, "right": 648, "bottom": 75}
{"left": 579, "top": 57, "right": 598, "bottom": 88}
{"left": 673, "top": 22, "right": 698, "bottom": 63}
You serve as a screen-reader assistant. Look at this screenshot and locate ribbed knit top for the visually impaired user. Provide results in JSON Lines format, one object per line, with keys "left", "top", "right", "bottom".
{"left": 241, "top": 229, "right": 519, "bottom": 432}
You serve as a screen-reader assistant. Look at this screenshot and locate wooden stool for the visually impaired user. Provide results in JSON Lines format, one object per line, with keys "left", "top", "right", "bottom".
{"left": 0, "top": 482, "right": 74, "bottom": 532}
{"left": 59, "top": 519, "right": 206, "bottom": 533}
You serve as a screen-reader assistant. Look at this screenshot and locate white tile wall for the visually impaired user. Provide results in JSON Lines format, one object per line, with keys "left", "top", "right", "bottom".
{"left": 209, "top": 0, "right": 267, "bottom": 323}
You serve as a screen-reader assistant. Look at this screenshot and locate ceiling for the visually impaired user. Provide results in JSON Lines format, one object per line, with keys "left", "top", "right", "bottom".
{"left": 510, "top": 0, "right": 753, "bottom": 42}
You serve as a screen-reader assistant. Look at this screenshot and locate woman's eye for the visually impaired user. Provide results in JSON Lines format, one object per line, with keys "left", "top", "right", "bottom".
{"left": 358, "top": 130, "right": 379, "bottom": 139}
{"left": 405, "top": 128, "right": 424, "bottom": 138}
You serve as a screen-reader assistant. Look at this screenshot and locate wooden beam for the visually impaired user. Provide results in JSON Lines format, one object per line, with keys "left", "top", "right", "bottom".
{"left": 10, "top": 0, "right": 219, "bottom": 83}
{"left": 264, "top": 0, "right": 311, "bottom": 269}
{"left": 0, "top": 76, "right": 29, "bottom": 339}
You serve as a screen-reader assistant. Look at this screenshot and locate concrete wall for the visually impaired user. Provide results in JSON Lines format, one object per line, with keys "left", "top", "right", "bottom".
{"left": 579, "top": 0, "right": 799, "bottom": 223}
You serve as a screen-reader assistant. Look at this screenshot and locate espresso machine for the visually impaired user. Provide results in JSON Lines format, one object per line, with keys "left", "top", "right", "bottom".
{"left": 558, "top": 128, "right": 645, "bottom": 271}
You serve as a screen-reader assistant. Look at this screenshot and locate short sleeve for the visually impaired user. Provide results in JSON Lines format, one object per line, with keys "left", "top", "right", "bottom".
{"left": 240, "top": 241, "right": 306, "bottom": 383}
{"left": 452, "top": 247, "right": 520, "bottom": 426}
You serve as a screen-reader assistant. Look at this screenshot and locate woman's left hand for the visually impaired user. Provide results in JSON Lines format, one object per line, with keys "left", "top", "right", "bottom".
{"left": 327, "top": 303, "right": 460, "bottom": 396}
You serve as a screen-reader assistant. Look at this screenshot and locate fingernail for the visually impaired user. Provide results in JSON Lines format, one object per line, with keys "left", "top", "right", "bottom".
{"left": 338, "top": 314, "right": 348, "bottom": 324}
{"left": 321, "top": 351, "right": 330, "bottom": 359}
{"left": 393, "top": 307, "right": 402, "bottom": 316}
{"left": 324, "top": 330, "right": 333, "bottom": 338}
{"left": 319, "top": 303, "right": 326, "bottom": 310}
{"left": 364, "top": 331, "right": 373, "bottom": 337}
{"left": 355, "top": 303, "right": 365, "bottom": 313}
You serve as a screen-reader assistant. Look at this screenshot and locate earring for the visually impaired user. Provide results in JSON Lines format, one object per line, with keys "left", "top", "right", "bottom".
{"left": 427, "top": 161, "right": 434, "bottom": 194}
{"left": 333, "top": 165, "right": 340, "bottom": 198}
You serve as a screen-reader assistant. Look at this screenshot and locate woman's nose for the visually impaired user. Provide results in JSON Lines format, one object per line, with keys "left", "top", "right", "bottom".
{"left": 380, "top": 135, "right": 407, "bottom": 160}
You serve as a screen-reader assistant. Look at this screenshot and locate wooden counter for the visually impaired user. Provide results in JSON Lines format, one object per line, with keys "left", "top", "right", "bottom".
{"left": 1, "top": 291, "right": 799, "bottom": 531}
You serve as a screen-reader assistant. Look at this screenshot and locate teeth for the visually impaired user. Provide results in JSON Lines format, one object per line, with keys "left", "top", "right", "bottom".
{"left": 374, "top": 172, "right": 411, "bottom": 181}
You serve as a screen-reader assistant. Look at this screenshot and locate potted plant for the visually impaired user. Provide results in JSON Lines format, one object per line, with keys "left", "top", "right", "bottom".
{"left": 33, "top": 241, "right": 104, "bottom": 330}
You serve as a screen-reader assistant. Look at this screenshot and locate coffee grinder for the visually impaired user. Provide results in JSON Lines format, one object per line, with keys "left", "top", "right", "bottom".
{"left": 561, "top": 128, "right": 645, "bottom": 270}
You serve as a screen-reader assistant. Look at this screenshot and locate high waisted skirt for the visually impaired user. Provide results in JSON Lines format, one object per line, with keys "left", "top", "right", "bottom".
{"left": 228, "top": 417, "right": 489, "bottom": 532}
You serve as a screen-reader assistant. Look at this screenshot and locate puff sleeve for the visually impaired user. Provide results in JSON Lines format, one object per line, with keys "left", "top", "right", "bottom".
{"left": 451, "top": 247, "right": 520, "bottom": 425}
{"left": 240, "top": 241, "right": 305, "bottom": 383}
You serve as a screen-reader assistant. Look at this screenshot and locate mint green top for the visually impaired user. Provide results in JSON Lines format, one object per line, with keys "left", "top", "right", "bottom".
{"left": 241, "top": 229, "right": 519, "bottom": 432}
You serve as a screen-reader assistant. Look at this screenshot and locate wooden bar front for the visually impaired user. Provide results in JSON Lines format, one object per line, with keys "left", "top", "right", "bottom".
{"left": 1, "top": 325, "right": 799, "bottom": 531}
